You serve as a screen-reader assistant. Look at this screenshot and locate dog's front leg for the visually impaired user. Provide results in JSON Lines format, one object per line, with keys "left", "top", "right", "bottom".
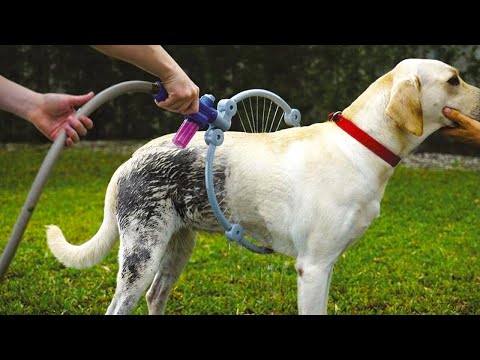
{"left": 295, "top": 258, "right": 335, "bottom": 315}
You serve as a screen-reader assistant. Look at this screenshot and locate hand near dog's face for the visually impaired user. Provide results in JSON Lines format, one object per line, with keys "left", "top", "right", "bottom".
{"left": 381, "top": 59, "right": 480, "bottom": 139}
{"left": 440, "top": 107, "right": 480, "bottom": 146}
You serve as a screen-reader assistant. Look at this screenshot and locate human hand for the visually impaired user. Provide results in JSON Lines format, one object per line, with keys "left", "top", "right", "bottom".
{"left": 440, "top": 107, "right": 480, "bottom": 146}
{"left": 29, "top": 92, "right": 95, "bottom": 147}
{"left": 154, "top": 67, "right": 200, "bottom": 115}
{"left": 90, "top": 45, "right": 199, "bottom": 115}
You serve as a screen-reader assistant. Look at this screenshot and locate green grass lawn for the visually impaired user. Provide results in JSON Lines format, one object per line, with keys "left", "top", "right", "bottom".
{"left": 0, "top": 143, "right": 479, "bottom": 315}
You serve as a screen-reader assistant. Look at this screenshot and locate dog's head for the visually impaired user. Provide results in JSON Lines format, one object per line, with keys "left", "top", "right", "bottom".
{"left": 385, "top": 58, "right": 480, "bottom": 137}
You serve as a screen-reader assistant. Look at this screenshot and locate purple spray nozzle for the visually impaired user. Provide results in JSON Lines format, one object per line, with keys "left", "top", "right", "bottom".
{"left": 172, "top": 120, "right": 200, "bottom": 148}
{"left": 172, "top": 94, "right": 218, "bottom": 148}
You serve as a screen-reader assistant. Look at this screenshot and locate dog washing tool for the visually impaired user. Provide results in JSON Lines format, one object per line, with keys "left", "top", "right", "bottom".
{"left": 205, "top": 90, "right": 301, "bottom": 254}
{"left": 0, "top": 81, "right": 166, "bottom": 281}
{"left": 173, "top": 95, "right": 219, "bottom": 148}
{"left": 156, "top": 83, "right": 302, "bottom": 254}
{"left": 153, "top": 81, "right": 226, "bottom": 148}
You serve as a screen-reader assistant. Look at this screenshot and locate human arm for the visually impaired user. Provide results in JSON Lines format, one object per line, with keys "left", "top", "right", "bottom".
{"left": 90, "top": 45, "right": 199, "bottom": 114}
{"left": 0, "top": 75, "right": 94, "bottom": 146}
{"left": 440, "top": 107, "right": 480, "bottom": 146}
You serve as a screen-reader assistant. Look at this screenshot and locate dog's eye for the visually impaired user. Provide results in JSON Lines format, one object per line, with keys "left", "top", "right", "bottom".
{"left": 447, "top": 76, "right": 460, "bottom": 86}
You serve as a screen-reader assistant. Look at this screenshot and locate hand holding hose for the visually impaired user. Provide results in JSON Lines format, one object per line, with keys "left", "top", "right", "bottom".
{"left": 153, "top": 67, "right": 200, "bottom": 115}
{"left": 28, "top": 92, "right": 95, "bottom": 147}
{"left": 0, "top": 75, "right": 95, "bottom": 147}
{"left": 90, "top": 45, "right": 200, "bottom": 116}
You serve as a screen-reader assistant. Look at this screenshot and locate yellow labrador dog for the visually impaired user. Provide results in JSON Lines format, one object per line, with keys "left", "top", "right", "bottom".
{"left": 46, "top": 59, "right": 480, "bottom": 315}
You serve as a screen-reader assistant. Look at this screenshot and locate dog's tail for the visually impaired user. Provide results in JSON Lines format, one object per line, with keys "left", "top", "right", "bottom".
{"left": 46, "top": 166, "right": 123, "bottom": 269}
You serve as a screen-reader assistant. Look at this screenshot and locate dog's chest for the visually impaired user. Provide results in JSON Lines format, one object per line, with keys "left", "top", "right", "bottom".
{"left": 346, "top": 198, "right": 381, "bottom": 241}
{"left": 296, "top": 174, "right": 384, "bottom": 256}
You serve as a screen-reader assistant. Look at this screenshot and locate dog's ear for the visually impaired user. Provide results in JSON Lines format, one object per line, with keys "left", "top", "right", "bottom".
{"left": 385, "top": 75, "right": 423, "bottom": 136}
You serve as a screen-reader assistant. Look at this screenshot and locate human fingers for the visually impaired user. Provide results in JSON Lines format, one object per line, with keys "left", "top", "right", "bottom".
{"left": 154, "top": 97, "right": 183, "bottom": 113}
{"left": 68, "top": 91, "right": 95, "bottom": 107}
{"left": 443, "top": 107, "right": 472, "bottom": 128}
{"left": 78, "top": 114, "right": 94, "bottom": 130}
{"left": 187, "top": 85, "right": 200, "bottom": 113}
{"left": 439, "top": 126, "right": 467, "bottom": 137}
{"left": 155, "top": 92, "right": 199, "bottom": 115}
{"left": 68, "top": 116, "right": 88, "bottom": 137}
{"left": 64, "top": 124, "right": 80, "bottom": 145}
{"left": 182, "top": 99, "right": 200, "bottom": 115}
{"left": 159, "top": 79, "right": 200, "bottom": 113}
{"left": 182, "top": 87, "right": 200, "bottom": 114}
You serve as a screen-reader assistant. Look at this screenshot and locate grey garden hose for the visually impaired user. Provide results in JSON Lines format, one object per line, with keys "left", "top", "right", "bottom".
{"left": 0, "top": 81, "right": 160, "bottom": 281}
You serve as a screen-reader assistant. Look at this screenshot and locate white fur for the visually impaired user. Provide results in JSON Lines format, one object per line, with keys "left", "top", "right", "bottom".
{"left": 46, "top": 166, "right": 123, "bottom": 269}
{"left": 46, "top": 59, "right": 480, "bottom": 314}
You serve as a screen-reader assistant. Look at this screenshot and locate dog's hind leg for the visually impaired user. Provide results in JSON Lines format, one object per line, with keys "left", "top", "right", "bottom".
{"left": 106, "top": 225, "right": 175, "bottom": 315}
{"left": 146, "top": 227, "right": 197, "bottom": 315}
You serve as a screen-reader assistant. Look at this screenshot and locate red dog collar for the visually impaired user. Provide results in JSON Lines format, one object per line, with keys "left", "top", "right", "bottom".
{"left": 328, "top": 112, "right": 401, "bottom": 167}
